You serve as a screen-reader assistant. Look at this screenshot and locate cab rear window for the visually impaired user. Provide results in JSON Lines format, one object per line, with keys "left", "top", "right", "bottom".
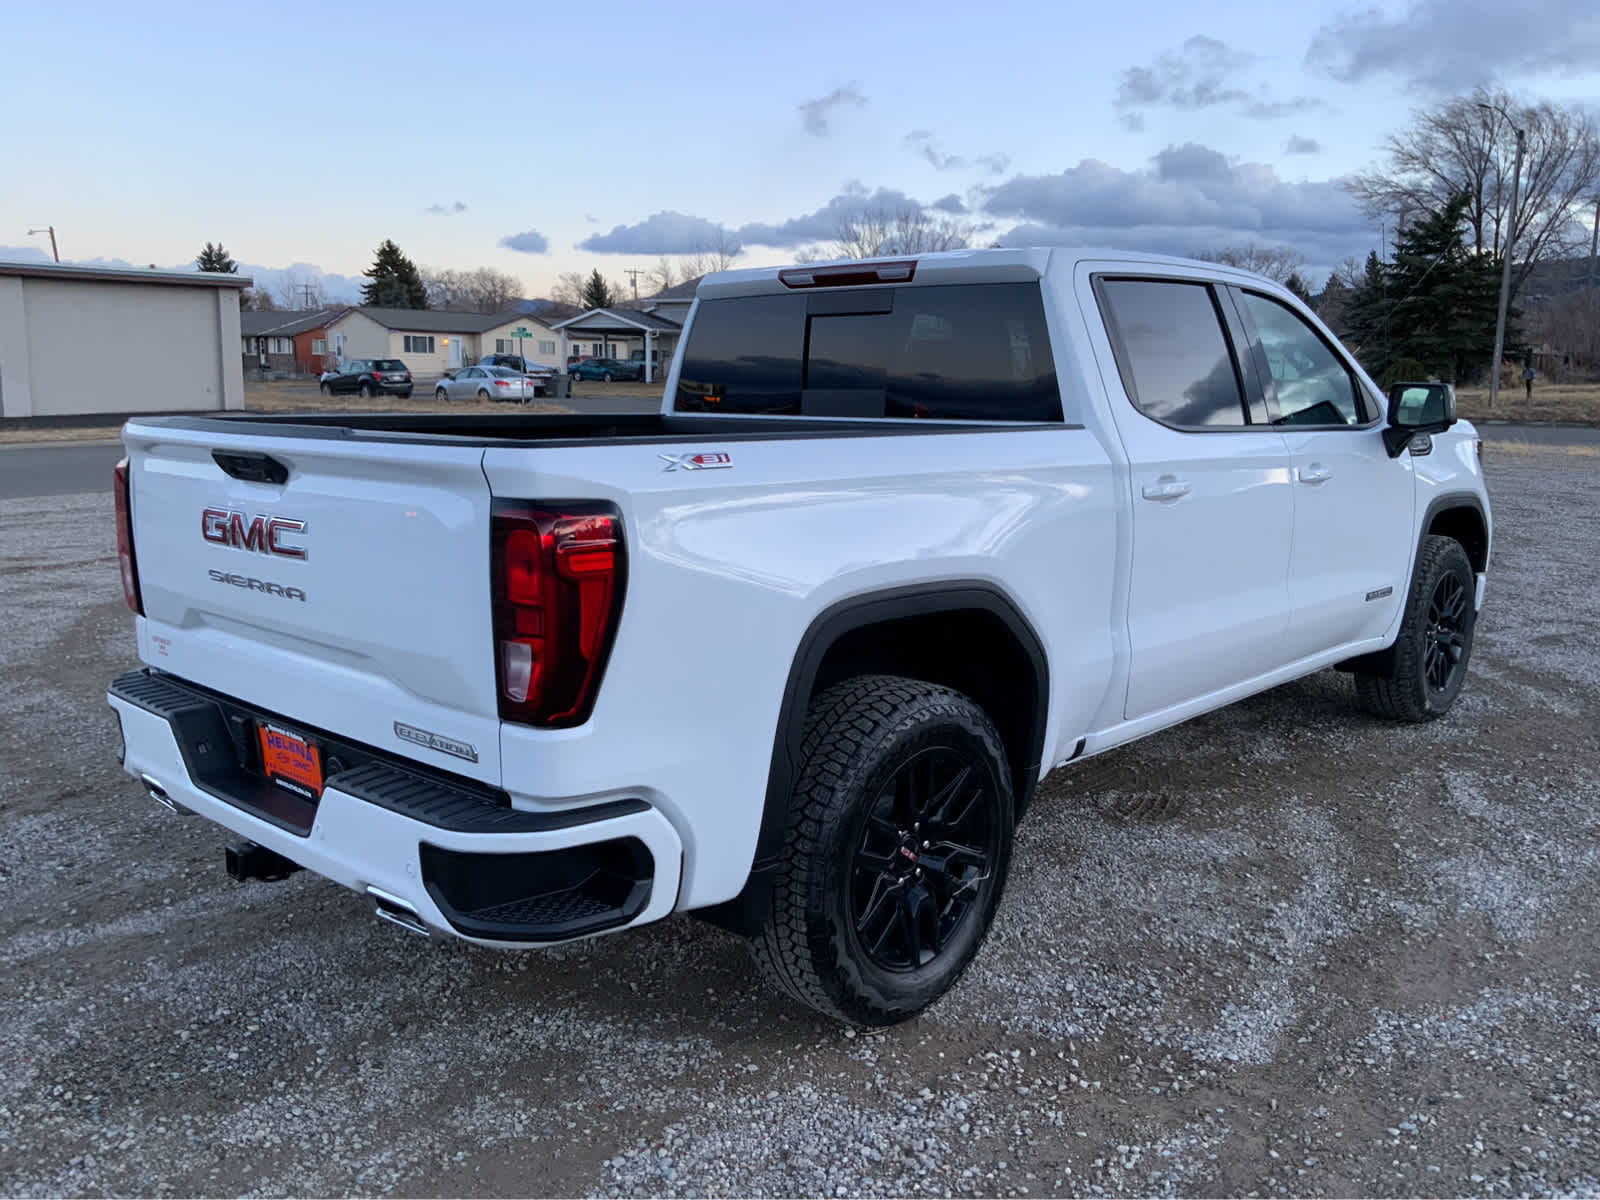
{"left": 673, "top": 282, "right": 1061, "bottom": 422}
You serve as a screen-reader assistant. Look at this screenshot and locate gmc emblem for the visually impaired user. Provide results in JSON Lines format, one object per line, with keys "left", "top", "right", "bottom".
{"left": 201, "top": 508, "right": 308, "bottom": 559}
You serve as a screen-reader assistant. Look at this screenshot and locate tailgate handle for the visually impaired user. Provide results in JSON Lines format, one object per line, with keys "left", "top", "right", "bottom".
{"left": 212, "top": 450, "right": 289, "bottom": 485}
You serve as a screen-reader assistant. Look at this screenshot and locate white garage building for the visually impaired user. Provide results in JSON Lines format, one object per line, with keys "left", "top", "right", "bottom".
{"left": 0, "top": 260, "right": 250, "bottom": 419}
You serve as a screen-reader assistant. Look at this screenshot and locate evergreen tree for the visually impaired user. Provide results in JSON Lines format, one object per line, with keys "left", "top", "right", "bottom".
{"left": 196, "top": 242, "right": 237, "bottom": 273}
{"left": 361, "top": 239, "right": 428, "bottom": 309}
{"left": 1343, "top": 251, "right": 1392, "bottom": 377}
{"left": 1382, "top": 193, "right": 1505, "bottom": 383}
{"left": 1284, "top": 272, "right": 1313, "bottom": 305}
{"left": 580, "top": 268, "right": 614, "bottom": 310}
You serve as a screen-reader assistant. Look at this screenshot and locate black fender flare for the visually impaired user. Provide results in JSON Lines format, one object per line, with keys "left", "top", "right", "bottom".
{"left": 696, "top": 580, "right": 1049, "bottom": 936}
{"left": 1338, "top": 491, "right": 1489, "bottom": 675}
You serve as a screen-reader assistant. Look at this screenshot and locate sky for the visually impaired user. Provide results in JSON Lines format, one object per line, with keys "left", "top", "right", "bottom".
{"left": 3, "top": 0, "right": 1598, "bottom": 303}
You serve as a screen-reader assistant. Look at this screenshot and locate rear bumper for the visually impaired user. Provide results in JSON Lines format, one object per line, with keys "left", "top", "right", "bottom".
{"left": 107, "top": 670, "right": 682, "bottom": 945}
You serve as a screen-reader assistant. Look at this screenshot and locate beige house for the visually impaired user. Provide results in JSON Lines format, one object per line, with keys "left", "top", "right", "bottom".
{"left": 0, "top": 259, "right": 249, "bottom": 418}
{"left": 325, "top": 307, "right": 563, "bottom": 376}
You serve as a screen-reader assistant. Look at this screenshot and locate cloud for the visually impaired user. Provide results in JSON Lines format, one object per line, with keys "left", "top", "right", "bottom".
{"left": 499, "top": 230, "right": 550, "bottom": 254}
{"left": 1285, "top": 135, "right": 1323, "bottom": 154}
{"left": 737, "top": 184, "right": 932, "bottom": 248}
{"left": 798, "top": 83, "right": 866, "bottom": 136}
{"left": 425, "top": 201, "right": 467, "bottom": 216}
{"left": 904, "top": 132, "right": 1011, "bottom": 174}
{"left": 1306, "top": 0, "right": 1600, "bottom": 91}
{"left": 577, "top": 211, "right": 739, "bottom": 255}
{"left": 979, "top": 142, "right": 1369, "bottom": 277}
{"left": 930, "top": 193, "right": 969, "bottom": 215}
{"left": 1117, "top": 35, "right": 1325, "bottom": 122}
{"left": 585, "top": 213, "right": 599, "bottom": 223}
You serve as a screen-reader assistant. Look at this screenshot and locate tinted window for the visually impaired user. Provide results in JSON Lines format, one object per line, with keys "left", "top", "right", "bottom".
{"left": 1098, "top": 280, "right": 1248, "bottom": 428}
{"left": 1239, "top": 293, "right": 1363, "bottom": 426}
{"left": 674, "top": 283, "right": 1061, "bottom": 421}
{"left": 373, "top": 359, "right": 405, "bottom": 371}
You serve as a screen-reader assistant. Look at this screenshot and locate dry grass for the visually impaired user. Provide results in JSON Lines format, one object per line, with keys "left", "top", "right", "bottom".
{"left": 1455, "top": 382, "right": 1600, "bottom": 426}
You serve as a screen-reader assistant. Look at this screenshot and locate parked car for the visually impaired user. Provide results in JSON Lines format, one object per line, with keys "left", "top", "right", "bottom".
{"left": 320, "top": 359, "right": 412, "bottom": 399}
{"left": 108, "top": 248, "right": 1491, "bottom": 1026}
{"left": 480, "top": 353, "right": 558, "bottom": 395}
{"left": 434, "top": 365, "right": 534, "bottom": 403}
{"left": 570, "top": 357, "right": 645, "bottom": 382}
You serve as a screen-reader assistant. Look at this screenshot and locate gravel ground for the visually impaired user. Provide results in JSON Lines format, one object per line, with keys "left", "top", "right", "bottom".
{"left": 1, "top": 442, "right": 1598, "bottom": 1197}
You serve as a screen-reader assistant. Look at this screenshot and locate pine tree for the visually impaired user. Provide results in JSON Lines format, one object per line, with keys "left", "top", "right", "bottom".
{"left": 361, "top": 239, "right": 428, "bottom": 309}
{"left": 196, "top": 242, "right": 237, "bottom": 273}
{"left": 580, "top": 268, "right": 614, "bottom": 310}
{"left": 1284, "top": 272, "right": 1313, "bottom": 305}
{"left": 1383, "top": 193, "right": 1505, "bottom": 383}
{"left": 1343, "top": 251, "right": 1392, "bottom": 376}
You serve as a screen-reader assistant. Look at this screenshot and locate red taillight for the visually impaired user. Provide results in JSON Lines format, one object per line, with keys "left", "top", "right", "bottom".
{"left": 113, "top": 457, "right": 143, "bottom": 615}
{"left": 492, "top": 503, "right": 624, "bottom": 727}
{"left": 495, "top": 379, "right": 513, "bottom": 387}
{"left": 778, "top": 260, "right": 916, "bottom": 288}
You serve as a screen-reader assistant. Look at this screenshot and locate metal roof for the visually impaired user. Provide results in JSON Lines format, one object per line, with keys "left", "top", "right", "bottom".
{"left": 0, "top": 259, "right": 253, "bottom": 288}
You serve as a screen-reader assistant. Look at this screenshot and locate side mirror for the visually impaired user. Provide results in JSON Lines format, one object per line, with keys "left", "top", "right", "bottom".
{"left": 1383, "top": 381, "right": 1456, "bottom": 457}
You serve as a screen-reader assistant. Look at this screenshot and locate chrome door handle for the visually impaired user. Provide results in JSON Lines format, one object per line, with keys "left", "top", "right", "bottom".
{"left": 1297, "top": 463, "right": 1333, "bottom": 484}
{"left": 1141, "top": 476, "right": 1192, "bottom": 502}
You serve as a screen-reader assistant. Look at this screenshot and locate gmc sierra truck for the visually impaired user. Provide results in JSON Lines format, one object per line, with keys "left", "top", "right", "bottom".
{"left": 108, "top": 248, "right": 1491, "bottom": 1025}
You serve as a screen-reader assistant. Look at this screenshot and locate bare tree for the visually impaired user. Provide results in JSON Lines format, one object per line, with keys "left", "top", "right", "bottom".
{"left": 422, "top": 266, "right": 522, "bottom": 312}
{"left": 464, "top": 266, "right": 522, "bottom": 312}
{"left": 1348, "top": 87, "right": 1600, "bottom": 301}
{"left": 831, "top": 207, "right": 972, "bottom": 259}
{"left": 647, "top": 257, "right": 679, "bottom": 294}
{"left": 1192, "top": 243, "right": 1308, "bottom": 283}
{"left": 274, "top": 271, "right": 330, "bottom": 310}
{"left": 550, "top": 271, "right": 589, "bottom": 310}
{"left": 677, "top": 230, "right": 742, "bottom": 279}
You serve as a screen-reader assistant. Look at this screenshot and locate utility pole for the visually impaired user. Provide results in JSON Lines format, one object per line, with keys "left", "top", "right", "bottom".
{"left": 624, "top": 267, "right": 642, "bottom": 301}
{"left": 1588, "top": 194, "right": 1599, "bottom": 299}
{"left": 27, "top": 225, "right": 59, "bottom": 262}
{"left": 1480, "top": 103, "right": 1525, "bottom": 413}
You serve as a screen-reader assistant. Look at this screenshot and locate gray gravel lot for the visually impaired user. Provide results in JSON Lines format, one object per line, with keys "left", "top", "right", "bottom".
{"left": 1, "top": 440, "right": 1598, "bottom": 1197}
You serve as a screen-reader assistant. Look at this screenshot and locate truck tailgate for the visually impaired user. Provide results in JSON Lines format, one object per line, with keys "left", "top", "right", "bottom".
{"left": 124, "top": 424, "right": 501, "bottom": 784}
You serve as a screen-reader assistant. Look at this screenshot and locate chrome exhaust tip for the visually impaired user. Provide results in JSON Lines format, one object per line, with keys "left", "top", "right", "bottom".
{"left": 140, "top": 774, "right": 189, "bottom": 816}
{"left": 368, "top": 886, "right": 430, "bottom": 938}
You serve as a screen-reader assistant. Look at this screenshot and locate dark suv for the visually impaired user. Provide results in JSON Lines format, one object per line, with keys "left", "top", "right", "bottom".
{"left": 321, "top": 359, "right": 413, "bottom": 399}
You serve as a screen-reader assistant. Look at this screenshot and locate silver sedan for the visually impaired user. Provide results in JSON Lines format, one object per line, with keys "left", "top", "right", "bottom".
{"left": 433, "top": 365, "right": 534, "bottom": 404}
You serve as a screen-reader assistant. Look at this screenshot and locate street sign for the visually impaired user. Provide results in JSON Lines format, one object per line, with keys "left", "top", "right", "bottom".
{"left": 511, "top": 327, "right": 532, "bottom": 339}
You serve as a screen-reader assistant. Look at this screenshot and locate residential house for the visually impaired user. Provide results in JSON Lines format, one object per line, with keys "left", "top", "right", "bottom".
{"left": 552, "top": 307, "right": 684, "bottom": 381}
{"left": 240, "top": 308, "right": 343, "bottom": 376}
{"left": 637, "top": 275, "right": 702, "bottom": 328}
{"left": 324, "top": 307, "right": 562, "bottom": 377}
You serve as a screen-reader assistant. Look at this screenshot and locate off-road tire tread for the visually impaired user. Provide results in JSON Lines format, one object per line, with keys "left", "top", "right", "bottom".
{"left": 1354, "top": 534, "right": 1473, "bottom": 722}
{"left": 751, "top": 674, "right": 1010, "bottom": 1025}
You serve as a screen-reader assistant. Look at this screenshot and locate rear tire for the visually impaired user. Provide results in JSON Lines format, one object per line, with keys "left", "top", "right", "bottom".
{"left": 358, "top": 382, "right": 373, "bottom": 399}
{"left": 319, "top": 382, "right": 330, "bottom": 395}
{"left": 477, "top": 388, "right": 491, "bottom": 402}
{"left": 1354, "top": 535, "right": 1477, "bottom": 722}
{"left": 434, "top": 387, "right": 449, "bottom": 403}
{"left": 752, "top": 675, "right": 1014, "bottom": 1026}
{"left": 602, "top": 371, "right": 613, "bottom": 383}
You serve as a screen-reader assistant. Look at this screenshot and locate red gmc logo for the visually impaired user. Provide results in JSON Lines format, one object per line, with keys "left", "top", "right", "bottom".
{"left": 201, "top": 508, "right": 307, "bottom": 559}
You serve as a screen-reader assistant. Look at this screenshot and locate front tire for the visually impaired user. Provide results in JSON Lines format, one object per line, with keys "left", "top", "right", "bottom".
{"left": 753, "top": 675, "right": 1014, "bottom": 1026}
{"left": 1354, "top": 534, "right": 1477, "bottom": 721}
{"left": 319, "top": 382, "right": 331, "bottom": 395}
{"left": 602, "top": 371, "right": 613, "bottom": 383}
{"left": 434, "top": 387, "right": 449, "bottom": 403}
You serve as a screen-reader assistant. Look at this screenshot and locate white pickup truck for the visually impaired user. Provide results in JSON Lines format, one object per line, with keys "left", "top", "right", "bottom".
{"left": 108, "top": 249, "right": 1491, "bottom": 1025}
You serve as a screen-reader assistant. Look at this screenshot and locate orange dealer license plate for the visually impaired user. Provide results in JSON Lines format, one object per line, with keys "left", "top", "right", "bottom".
{"left": 257, "top": 722, "right": 324, "bottom": 799}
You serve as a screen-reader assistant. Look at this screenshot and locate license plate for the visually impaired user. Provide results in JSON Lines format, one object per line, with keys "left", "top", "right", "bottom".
{"left": 258, "top": 722, "right": 323, "bottom": 799}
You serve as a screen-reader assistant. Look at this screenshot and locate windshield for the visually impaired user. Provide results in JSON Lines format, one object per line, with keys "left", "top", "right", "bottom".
{"left": 373, "top": 359, "right": 406, "bottom": 371}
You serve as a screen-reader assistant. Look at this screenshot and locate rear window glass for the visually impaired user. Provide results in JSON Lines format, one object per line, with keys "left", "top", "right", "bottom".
{"left": 1096, "top": 280, "right": 1247, "bottom": 428}
{"left": 373, "top": 359, "right": 405, "bottom": 371}
{"left": 674, "top": 282, "right": 1061, "bottom": 421}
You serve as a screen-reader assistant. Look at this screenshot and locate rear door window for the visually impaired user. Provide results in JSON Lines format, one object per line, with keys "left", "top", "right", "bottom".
{"left": 674, "top": 282, "right": 1061, "bottom": 421}
{"left": 1095, "top": 279, "right": 1251, "bottom": 429}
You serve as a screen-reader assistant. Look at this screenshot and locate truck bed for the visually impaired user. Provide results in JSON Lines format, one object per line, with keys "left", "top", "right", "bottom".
{"left": 130, "top": 410, "right": 1070, "bottom": 446}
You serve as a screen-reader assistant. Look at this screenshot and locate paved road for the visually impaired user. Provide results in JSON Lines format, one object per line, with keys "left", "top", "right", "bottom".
{"left": 3, "top": 420, "right": 1594, "bottom": 501}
